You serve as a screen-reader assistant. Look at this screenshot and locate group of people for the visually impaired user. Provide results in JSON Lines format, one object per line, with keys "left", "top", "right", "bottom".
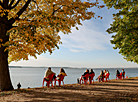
{"left": 44, "top": 67, "right": 67, "bottom": 86}
{"left": 77, "top": 69, "right": 110, "bottom": 84}
{"left": 77, "top": 69, "right": 95, "bottom": 84}
{"left": 116, "top": 69, "right": 125, "bottom": 79}
{"left": 97, "top": 70, "right": 110, "bottom": 82}
{"left": 17, "top": 68, "right": 126, "bottom": 89}
{"left": 43, "top": 67, "right": 125, "bottom": 87}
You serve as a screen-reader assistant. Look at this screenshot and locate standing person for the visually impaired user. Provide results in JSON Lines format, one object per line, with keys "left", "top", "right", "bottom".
{"left": 44, "top": 67, "right": 56, "bottom": 81}
{"left": 17, "top": 82, "right": 21, "bottom": 89}
{"left": 116, "top": 69, "right": 120, "bottom": 79}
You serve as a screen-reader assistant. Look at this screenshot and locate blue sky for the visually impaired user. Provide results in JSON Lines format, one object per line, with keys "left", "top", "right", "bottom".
{"left": 10, "top": 0, "right": 138, "bottom": 68}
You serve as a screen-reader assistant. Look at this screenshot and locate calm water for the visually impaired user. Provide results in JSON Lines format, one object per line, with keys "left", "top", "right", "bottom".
{"left": 9, "top": 67, "right": 138, "bottom": 89}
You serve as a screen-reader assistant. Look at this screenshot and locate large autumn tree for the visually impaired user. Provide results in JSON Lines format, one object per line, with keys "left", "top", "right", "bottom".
{"left": 0, "top": 0, "right": 103, "bottom": 91}
{"left": 102, "top": 0, "right": 138, "bottom": 63}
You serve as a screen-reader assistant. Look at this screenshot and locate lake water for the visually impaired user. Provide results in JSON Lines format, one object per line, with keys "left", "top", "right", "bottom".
{"left": 9, "top": 67, "right": 138, "bottom": 89}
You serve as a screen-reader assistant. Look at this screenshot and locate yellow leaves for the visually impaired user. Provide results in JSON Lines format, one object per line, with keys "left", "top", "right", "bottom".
{"left": 96, "top": 2, "right": 99, "bottom": 4}
{"left": 98, "top": 16, "right": 103, "bottom": 19}
{"left": 2, "top": 0, "right": 103, "bottom": 62}
{"left": 100, "top": 5, "right": 105, "bottom": 8}
{"left": 76, "top": 27, "right": 79, "bottom": 30}
{"left": 0, "top": 5, "right": 2, "bottom": 9}
{"left": 0, "top": 39, "right": 3, "bottom": 42}
{"left": 8, "top": 24, "right": 62, "bottom": 62}
{"left": 13, "top": 14, "right": 18, "bottom": 19}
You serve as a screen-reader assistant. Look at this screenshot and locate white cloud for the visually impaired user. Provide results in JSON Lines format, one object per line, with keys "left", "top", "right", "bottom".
{"left": 69, "top": 49, "right": 83, "bottom": 52}
{"left": 9, "top": 56, "right": 57, "bottom": 67}
{"left": 9, "top": 55, "right": 85, "bottom": 67}
{"left": 59, "top": 22, "right": 111, "bottom": 52}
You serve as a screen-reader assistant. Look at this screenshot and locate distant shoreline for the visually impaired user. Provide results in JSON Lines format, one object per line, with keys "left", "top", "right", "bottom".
{"left": 9, "top": 66, "right": 138, "bottom": 69}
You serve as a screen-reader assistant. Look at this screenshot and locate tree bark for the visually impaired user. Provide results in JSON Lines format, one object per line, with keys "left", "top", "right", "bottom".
{"left": 0, "top": 0, "right": 31, "bottom": 91}
{"left": 0, "top": 23, "right": 13, "bottom": 91}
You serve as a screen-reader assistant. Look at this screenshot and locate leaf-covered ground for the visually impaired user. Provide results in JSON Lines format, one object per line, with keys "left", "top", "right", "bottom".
{"left": 0, "top": 77, "right": 138, "bottom": 102}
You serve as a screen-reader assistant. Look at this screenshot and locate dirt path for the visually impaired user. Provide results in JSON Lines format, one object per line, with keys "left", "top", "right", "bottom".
{"left": 0, "top": 77, "right": 138, "bottom": 102}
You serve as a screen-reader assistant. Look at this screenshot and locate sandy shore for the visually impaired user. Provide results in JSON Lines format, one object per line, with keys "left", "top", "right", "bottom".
{"left": 0, "top": 77, "right": 138, "bottom": 102}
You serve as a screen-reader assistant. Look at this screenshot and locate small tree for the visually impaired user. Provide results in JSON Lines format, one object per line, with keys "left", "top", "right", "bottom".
{"left": 102, "top": 0, "right": 138, "bottom": 63}
{"left": 0, "top": 0, "right": 103, "bottom": 91}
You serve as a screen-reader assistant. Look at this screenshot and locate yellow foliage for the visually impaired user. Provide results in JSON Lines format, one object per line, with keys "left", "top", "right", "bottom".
{"left": 0, "top": 39, "right": 3, "bottom": 42}
{"left": 0, "top": 0, "right": 103, "bottom": 62}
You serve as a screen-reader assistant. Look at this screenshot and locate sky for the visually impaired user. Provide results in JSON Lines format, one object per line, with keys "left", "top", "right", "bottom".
{"left": 10, "top": 0, "right": 138, "bottom": 68}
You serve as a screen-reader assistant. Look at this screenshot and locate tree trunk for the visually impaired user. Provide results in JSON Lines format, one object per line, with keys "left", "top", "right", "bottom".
{"left": 0, "top": 23, "right": 13, "bottom": 91}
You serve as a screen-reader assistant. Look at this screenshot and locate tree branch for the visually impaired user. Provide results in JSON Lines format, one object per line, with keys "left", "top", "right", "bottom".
{"left": 52, "top": 4, "right": 78, "bottom": 15}
{"left": 3, "top": 0, "right": 9, "bottom": 8}
{"left": 0, "top": 1, "right": 2, "bottom": 6}
{"left": 32, "top": 0, "right": 40, "bottom": 11}
{"left": 52, "top": 5, "right": 63, "bottom": 15}
{"left": 16, "top": 0, "right": 31, "bottom": 18}
{"left": 9, "top": 0, "right": 31, "bottom": 25}
{"left": 8, "top": 0, "right": 15, "bottom": 9}
{"left": 10, "top": 0, "right": 21, "bottom": 9}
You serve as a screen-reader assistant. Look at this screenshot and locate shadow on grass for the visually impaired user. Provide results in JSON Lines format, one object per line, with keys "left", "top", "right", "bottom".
{"left": 1, "top": 78, "right": 138, "bottom": 102}
{"left": 8, "top": 87, "right": 137, "bottom": 102}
